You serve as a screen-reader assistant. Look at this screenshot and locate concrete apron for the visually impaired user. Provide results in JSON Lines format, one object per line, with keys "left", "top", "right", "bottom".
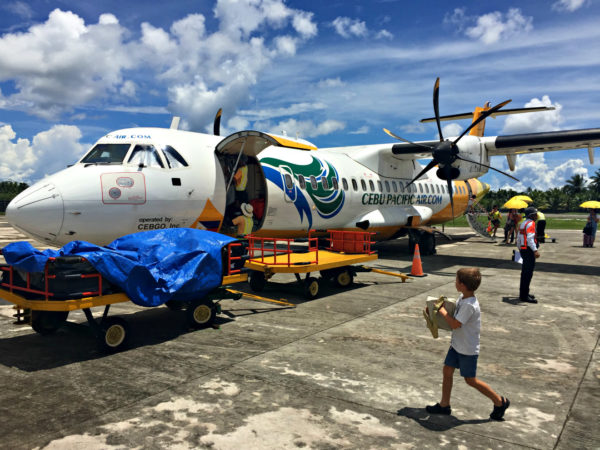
{"left": 0, "top": 221, "right": 598, "bottom": 449}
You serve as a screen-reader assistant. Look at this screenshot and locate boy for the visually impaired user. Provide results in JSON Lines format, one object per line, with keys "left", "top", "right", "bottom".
{"left": 426, "top": 267, "right": 510, "bottom": 420}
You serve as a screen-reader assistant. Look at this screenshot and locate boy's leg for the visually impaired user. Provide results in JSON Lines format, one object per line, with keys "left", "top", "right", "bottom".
{"left": 464, "top": 377, "right": 502, "bottom": 406}
{"left": 441, "top": 364, "right": 455, "bottom": 406}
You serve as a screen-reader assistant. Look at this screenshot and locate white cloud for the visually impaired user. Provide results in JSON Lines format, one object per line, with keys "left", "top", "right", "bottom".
{"left": 317, "top": 78, "right": 345, "bottom": 88}
{"left": 375, "top": 29, "right": 393, "bottom": 40}
{"left": 465, "top": 8, "right": 533, "bottom": 44}
{"left": 0, "top": 9, "right": 134, "bottom": 119}
{"left": 441, "top": 122, "right": 463, "bottom": 139}
{"left": 499, "top": 153, "right": 588, "bottom": 190}
{"left": 257, "top": 118, "right": 345, "bottom": 138}
{"left": 332, "top": 17, "right": 368, "bottom": 39}
{"left": 350, "top": 125, "right": 369, "bottom": 135}
{"left": 502, "top": 96, "right": 563, "bottom": 134}
{"left": 3, "top": 1, "right": 33, "bottom": 19}
{"left": 0, "top": 124, "right": 87, "bottom": 182}
{"left": 238, "top": 102, "right": 326, "bottom": 120}
{"left": 552, "top": 0, "right": 588, "bottom": 12}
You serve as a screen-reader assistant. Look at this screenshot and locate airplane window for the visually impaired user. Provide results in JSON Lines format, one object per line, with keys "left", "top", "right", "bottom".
{"left": 352, "top": 179, "right": 358, "bottom": 191}
{"left": 392, "top": 181, "right": 398, "bottom": 193}
{"left": 160, "top": 145, "right": 188, "bottom": 168}
{"left": 81, "top": 143, "right": 130, "bottom": 164}
{"left": 418, "top": 184, "right": 423, "bottom": 194}
{"left": 384, "top": 180, "right": 390, "bottom": 192}
{"left": 398, "top": 182, "right": 403, "bottom": 192}
{"left": 322, "top": 177, "right": 329, "bottom": 190}
{"left": 298, "top": 175, "right": 306, "bottom": 189}
{"left": 310, "top": 175, "right": 318, "bottom": 190}
{"left": 128, "top": 144, "right": 164, "bottom": 168}
{"left": 284, "top": 173, "right": 294, "bottom": 189}
{"left": 342, "top": 178, "right": 349, "bottom": 191}
{"left": 377, "top": 181, "right": 383, "bottom": 192}
{"left": 436, "top": 185, "right": 440, "bottom": 194}
{"left": 332, "top": 177, "right": 339, "bottom": 190}
{"left": 361, "top": 179, "right": 367, "bottom": 191}
{"left": 369, "top": 180, "right": 375, "bottom": 191}
{"left": 425, "top": 184, "right": 430, "bottom": 194}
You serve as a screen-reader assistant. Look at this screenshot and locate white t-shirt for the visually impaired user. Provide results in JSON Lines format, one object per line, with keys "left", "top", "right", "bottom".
{"left": 450, "top": 294, "right": 481, "bottom": 355}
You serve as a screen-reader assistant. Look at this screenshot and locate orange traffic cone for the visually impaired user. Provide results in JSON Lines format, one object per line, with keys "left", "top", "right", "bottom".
{"left": 410, "top": 243, "right": 427, "bottom": 277}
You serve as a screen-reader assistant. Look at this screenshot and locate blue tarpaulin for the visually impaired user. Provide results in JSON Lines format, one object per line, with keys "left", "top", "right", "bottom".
{"left": 2, "top": 229, "right": 237, "bottom": 307}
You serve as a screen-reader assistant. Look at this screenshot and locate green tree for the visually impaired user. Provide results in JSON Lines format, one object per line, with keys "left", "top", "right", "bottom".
{"left": 589, "top": 169, "right": 600, "bottom": 194}
{"left": 563, "top": 174, "right": 586, "bottom": 195}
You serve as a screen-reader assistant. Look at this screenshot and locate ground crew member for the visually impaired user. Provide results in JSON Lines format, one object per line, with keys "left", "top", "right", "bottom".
{"left": 517, "top": 207, "right": 540, "bottom": 303}
{"left": 232, "top": 203, "right": 254, "bottom": 236}
{"left": 488, "top": 205, "right": 501, "bottom": 237}
{"left": 234, "top": 157, "right": 249, "bottom": 203}
{"left": 536, "top": 210, "right": 546, "bottom": 244}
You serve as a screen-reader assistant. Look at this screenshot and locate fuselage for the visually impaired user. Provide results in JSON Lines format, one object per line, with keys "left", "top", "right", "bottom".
{"left": 6, "top": 127, "right": 489, "bottom": 246}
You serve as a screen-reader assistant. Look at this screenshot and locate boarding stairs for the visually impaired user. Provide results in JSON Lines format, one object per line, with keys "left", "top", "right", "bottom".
{"left": 466, "top": 211, "right": 496, "bottom": 242}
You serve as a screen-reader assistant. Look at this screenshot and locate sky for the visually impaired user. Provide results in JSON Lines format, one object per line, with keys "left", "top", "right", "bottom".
{"left": 1, "top": 0, "right": 599, "bottom": 191}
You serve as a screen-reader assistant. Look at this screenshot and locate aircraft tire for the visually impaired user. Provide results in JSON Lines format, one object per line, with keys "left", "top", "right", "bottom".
{"left": 249, "top": 271, "right": 266, "bottom": 292}
{"left": 420, "top": 232, "right": 436, "bottom": 255}
{"left": 98, "top": 317, "right": 129, "bottom": 353}
{"left": 187, "top": 300, "right": 216, "bottom": 329}
{"left": 31, "top": 310, "right": 69, "bottom": 335}
{"left": 304, "top": 277, "right": 320, "bottom": 299}
{"left": 334, "top": 269, "right": 354, "bottom": 288}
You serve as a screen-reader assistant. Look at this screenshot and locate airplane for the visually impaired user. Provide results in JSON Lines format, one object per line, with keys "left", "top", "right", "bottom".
{"left": 6, "top": 79, "right": 600, "bottom": 255}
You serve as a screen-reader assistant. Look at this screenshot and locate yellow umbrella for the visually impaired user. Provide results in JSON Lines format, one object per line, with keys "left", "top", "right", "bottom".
{"left": 503, "top": 198, "right": 529, "bottom": 209}
{"left": 512, "top": 195, "right": 533, "bottom": 203}
{"left": 580, "top": 200, "right": 600, "bottom": 209}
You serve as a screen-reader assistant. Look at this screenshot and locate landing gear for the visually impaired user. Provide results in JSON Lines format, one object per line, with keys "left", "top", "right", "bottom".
{"left": 408, "top": 230, "right": 436, "bottom": 255}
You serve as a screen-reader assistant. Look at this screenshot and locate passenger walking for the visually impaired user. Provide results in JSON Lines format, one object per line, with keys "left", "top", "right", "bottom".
{"left": 583, "top": 209, "right": 599, "bottom": 247}
{"left": 517, "top": 207, "right": 540, "bottom": 303}
{"left": 488, "top": 205, "right": 501, "bottom": 238}
{"left": 425, "top": 267, "right": 510, "bottom": 421}
{"left": 503, "top": 209, "right": 520, "bottom": 243}
{"left": 536, "top": 210, "right": 547, "bottom": 244}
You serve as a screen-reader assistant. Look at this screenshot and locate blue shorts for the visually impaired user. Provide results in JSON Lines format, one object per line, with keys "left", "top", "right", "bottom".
{"left": 444, "top": 346, "right": 478, "bottom": 378}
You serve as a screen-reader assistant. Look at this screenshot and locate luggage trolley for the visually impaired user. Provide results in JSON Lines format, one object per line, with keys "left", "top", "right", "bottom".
{"left": 244, "top": 230, "right": 410, "bottom": 299}
{"left": 0, "top": 242, "right": 249, "bottom": 353}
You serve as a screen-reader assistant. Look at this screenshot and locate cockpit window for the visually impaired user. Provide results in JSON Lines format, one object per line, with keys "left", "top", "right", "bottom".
{"left": 81, "top": 144, "right": 130, "bottom": 164}
{"left": 128, "top": 144, "right": 164, "bottom": 168}
{"left": 160, "top": 145, "right": 188, "bottom": 168}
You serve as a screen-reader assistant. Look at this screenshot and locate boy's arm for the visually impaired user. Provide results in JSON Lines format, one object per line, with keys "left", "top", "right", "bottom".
{"left": 438, "top": 306, "right": 462, "bottom": 329}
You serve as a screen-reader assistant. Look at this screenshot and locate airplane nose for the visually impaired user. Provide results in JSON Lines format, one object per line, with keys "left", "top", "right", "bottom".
{"left": 6, "top": 182, "right": 64, "bottom": 244}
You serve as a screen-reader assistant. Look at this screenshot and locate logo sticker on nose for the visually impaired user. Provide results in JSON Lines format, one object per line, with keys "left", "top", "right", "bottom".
{"left": 101, "top": 173, "right": 146, "bottom": 204}
{"left": 109, "top": 187, "right": 122, "bottom": 199}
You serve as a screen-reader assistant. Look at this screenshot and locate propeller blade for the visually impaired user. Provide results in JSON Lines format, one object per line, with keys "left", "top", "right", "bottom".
{"left": 453, "top": 99, "right": 512, "bottom": 144}
{"left": 213, "top": 108, "right": 222, "bottom": 136}
{"left": 406, "top": 159, "right": 438, "bottom": 188}
{"left": 383, "top": 128, "right": 434, "bottom": 151}
{"left": 456, "top": 155, "right": 519, "bottom": 181}
{"left": 433, "top": 78, "right": 443, "bottom": 142}
{"left": 446, "top": 177, "right": 454, "bottom": 219}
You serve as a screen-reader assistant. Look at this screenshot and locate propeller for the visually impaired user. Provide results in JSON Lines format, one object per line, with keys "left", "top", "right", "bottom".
{"left": 213, "top": 108, "right": 222, "bottom": 136}
{"left": 384, "top": 77, "right": 517, "bottom": 217}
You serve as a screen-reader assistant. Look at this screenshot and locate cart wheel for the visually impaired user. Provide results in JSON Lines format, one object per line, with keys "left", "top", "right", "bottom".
{"left": 304, "top": 277, "right": 320, "bottom": 299}
{"left": 334, "top": 269, "right": 354, "bottom": 288}
{"left": 99, "top": 317, "right": 129, "bottom": 353}
{"left": 165, "top": 300, "right": 185, "bottom": 311}
{"left": 31, "top": 310, "right": 68, "bottom": 335}
{"left": 249, "top": 270, "right": 266, "bottom": 292}
{"left": 187, "top": 300, "right": 216, "bottom": 329}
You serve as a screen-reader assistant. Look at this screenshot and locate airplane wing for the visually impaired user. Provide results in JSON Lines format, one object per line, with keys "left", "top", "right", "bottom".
{"left": 482, "top": 128, "right": 600, "bottom": 156}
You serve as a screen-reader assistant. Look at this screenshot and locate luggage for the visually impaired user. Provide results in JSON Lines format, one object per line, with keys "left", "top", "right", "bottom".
{"left": 423, "top": 295, "right": 457, "bottom": 339}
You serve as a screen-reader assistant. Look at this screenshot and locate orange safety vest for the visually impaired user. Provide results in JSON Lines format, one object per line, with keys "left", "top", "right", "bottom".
{"left": 519, "top": 219, "right": 537, "bottom": 250}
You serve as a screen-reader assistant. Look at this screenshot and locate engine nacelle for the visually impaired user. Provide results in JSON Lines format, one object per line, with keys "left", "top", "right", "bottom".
{"left": 449, "top": 135, "right": 489, "bottom": 179}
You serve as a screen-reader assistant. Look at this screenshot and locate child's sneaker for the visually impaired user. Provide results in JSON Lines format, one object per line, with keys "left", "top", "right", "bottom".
{"left": 490, "top": 397, "right": 510, "bottom": 420}
{"left": 426, "top": 403, "right": 451, "bottom": 415}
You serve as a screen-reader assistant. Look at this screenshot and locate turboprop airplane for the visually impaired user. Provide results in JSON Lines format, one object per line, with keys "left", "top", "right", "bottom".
{"left": 6, "top": 79, "right": 600, "bottom": 255}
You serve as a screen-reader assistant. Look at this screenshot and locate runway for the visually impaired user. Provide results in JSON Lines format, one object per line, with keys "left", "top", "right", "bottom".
{"left": 0, "top": 217, "right": 598, "bottom": 449}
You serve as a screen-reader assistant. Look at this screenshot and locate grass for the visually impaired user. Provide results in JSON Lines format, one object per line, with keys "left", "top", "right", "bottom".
{"left": 442, "top": 213, "right": 588, "bottom": 230}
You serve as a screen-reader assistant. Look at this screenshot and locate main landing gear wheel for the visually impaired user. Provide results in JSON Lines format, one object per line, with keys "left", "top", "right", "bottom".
{"left": 334, "top": 269, "right": 354, "bottom": 288}
{"left": 304, "top": 277, "right": 320, "bottom": 299}
{"left": 249, "top": 270, "right": 266, "bottom": 292}
{"left": 187, "top": 300, "right": 216, "bottom": 329}
{"left": 31, "top": 310, "right": 69, "bottom": 335}
{"left": 98, "top": 317, "right": 129, "bottom": 353}
{"left": 409, "top": 231, "right": 436, "bottom": 256}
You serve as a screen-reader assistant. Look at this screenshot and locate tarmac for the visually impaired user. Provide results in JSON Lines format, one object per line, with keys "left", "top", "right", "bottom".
{"left": 0, "top": 217, "right": 598, "bottom": 449}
